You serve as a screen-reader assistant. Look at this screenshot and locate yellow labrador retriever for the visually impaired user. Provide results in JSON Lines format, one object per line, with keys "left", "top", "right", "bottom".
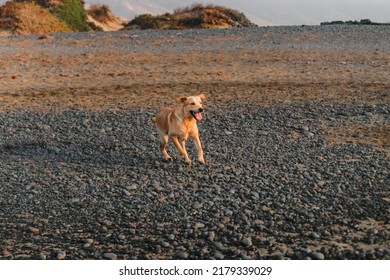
{"left": 152, "top": 93, "right": 206, "bottom": 165}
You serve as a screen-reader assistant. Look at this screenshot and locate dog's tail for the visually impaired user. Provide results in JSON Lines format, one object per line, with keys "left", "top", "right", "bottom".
{"left": 151, "top": 116, "right": 156, "bottom": 123}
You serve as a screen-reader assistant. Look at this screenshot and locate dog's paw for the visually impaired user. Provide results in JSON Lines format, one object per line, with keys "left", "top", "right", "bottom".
{"left": 198, "top": 158, "right": 205, "bottom": 165}
{"left": 185, "top": 160, "right": 192, "bottom": 166}
{"left": 165, "top": 157, "right": 172, "bottom": 162}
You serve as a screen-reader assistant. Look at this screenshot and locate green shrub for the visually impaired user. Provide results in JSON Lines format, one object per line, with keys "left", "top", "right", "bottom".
{"left": 52, "top": 0, "right": 90, "bottom": 31}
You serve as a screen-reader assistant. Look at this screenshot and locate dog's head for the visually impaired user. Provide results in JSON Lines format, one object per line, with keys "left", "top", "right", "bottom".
{"left": 176, "top": 93, "right": 206, "bottom": 121}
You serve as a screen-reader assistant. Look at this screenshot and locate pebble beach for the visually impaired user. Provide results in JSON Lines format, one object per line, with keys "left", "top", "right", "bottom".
{"left": 0, "top": 25, "right": 389, "bottom": 259}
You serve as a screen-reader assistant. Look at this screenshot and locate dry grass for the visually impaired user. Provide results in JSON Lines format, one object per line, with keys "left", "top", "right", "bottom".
{"left": 124, "top": 3, "right": 254, "bottom": 30}
{"left": 0, "top": 1, "right": 71, "bottom": 35}
{"left": 87, "top": 4, "right": 112, "bottom": 23}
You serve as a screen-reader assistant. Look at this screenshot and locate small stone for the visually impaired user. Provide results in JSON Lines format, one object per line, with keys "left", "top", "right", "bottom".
{"left": 28, "top": 227, "right": 39, "bottom": 234}
{"left": 37, "top": 253, "right": 46, "bottom": 260}
{"left": 176, "top": 252, "right": 188, "bottom": 259}
{"left": 240, "top": 252, "right": 252, "bottom": 260}
{"left": 208, "top": 231, "right": 216, "bottom": 241}
{"left": 122, "top": 189, "right": 131, "bottom": 196}
{"left": 126, "top": 184, "right": 138, "bottom": 191}
{"left": 311, "top": 252, "right": 325, "bottom": 260}
{"left": 214, "top": 242, "right": 225, "bottom": 250}
{"left": 194, "top": 222, "right": 205, "bottom": 229}
{"left": 317, "top": 181, "right": 326, "bottom": 187}
{"left": 160, "top": 241, "right": 170, "bottom": 248}
{"left": 103, "top": 220, "right": 113, "bottom": 227}
{"left": 304, "top": 131, "right": 314, "bottom": 137}
{"left": 151, "top": 180, "right": 161, "bottom": 188}
{"left": 214, "top": 252, "right": 225, "bottom": 259}
{"left": 85, "top": 239, "right": 94, "bottom": 244}
{"left": 193, "top": 202, "right": 203, "bottom": 209}
{"left": 242, "top": 237, "right": 252, "bottom": 247}
{"left": 187, "top": 182, "right": 197, "bottom": 188}
{"left": 103, "top": 253, "right": 117, "bottom": 260}
{"left": 311, "top": 232, "right": 320, "bottom": 239}
{"left": 301, "top": 126, "right": 309, "bottom": 131}
{"left": 167, "top": 234, "right": 175, "bottom": 241}
{"left": 250, "top": 191, "right": 259, "bottom": 199}
{"left": 56, "top": 251, "right": 66, "bottom": 260}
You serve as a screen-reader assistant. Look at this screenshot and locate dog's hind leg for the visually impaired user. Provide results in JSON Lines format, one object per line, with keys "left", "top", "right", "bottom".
{"left": 159, "top": 134, "right": 171, "bottom": 161}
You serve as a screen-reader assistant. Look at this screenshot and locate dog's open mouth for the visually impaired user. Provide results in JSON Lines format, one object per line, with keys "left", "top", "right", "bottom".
{"left": 190, "top": 110, "right": 203, "bottom": 121}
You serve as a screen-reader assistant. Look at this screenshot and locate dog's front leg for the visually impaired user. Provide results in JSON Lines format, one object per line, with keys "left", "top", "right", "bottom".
{"left": 171, "top": 136, "right": 192, "bottom": 165}
{"left": 192, "top": 135, "right": 205, "bottom": 165}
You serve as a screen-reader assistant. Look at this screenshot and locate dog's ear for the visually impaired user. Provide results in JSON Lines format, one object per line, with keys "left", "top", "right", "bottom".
{"left": 198, "top": 93, "right": 206, "bottom": 100}
{"left": 175, "top": 96, "right": 188, "bottom": 103}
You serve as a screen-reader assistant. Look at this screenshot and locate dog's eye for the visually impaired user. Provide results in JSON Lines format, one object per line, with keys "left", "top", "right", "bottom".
{"left": 191, "top": 102, "right": 195, "bottom": 105}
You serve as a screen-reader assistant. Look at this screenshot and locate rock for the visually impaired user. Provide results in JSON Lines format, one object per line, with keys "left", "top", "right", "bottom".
{"left": 242, "top": 237, "right": 252, "bottom": 247}
{"left": 56, "top": 251, "right": 66, "bottom": 260}
{"left": 194, "top": 222, "right": 205, "bottom": 229}
{"left": 122, "top": 189, "right": 131, "bottom": 196}
{"left": 193, "top": 202, "right": 203, "bottom": 209}
{"left": 214, "top": 242, "right": 225, "bottom": 251}
{"left": 126, "top": 184, "right": 138, "bottom": 191}
{"left": 28, "top": 227, "right": 39, "bottom": 234}
{"left": 208, "top": 231, "right": 216, "bottom": 241}
{"left": 167, "top": 234, "right": 175, "bottom": 241}
{"left": 160, "top": 241, "right": 170, "bottom": 248}
{"left": 304, "top": 131, "right": 314, "bottom": 137}
{"left": 103, "top": 253, "right": 118, "bottom": 260}
{"left": 176, "top": 251, "right": 188, "bottom": 259}
{"left": 311, "top": 252, "right": 325, "bottom": 260}
{"left": 311, "top": 232, "right": 320, "bottom": 239}
{"left": 85, "top": 239, "right": 94, "bottom": 244}
{"left": 214, "top": 252, "right": 225, "bottom": 259}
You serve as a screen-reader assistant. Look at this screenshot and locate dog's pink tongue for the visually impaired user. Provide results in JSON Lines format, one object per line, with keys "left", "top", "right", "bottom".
{"left": 194, "top": 112, "right": 202, "bottom": 121}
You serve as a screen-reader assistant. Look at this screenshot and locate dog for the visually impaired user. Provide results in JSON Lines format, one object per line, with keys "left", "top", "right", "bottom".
{"left": 152, "top": 93, "right": 206, "bottom": 165}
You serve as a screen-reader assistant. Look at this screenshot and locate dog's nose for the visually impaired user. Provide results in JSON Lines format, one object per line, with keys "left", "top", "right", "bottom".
{"left": 199, "top": 108, "right": 204, "bottom": 112}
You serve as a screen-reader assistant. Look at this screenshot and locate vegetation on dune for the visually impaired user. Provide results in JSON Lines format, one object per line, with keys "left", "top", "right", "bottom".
{"left": 124, "top": 3, "right": 255, "bottom": 30}
{"left": 0, "top": 1, "right": 71, "bottom": 34}
{"left": 51, "top": 0, "right": 90, "bottom": 32}
{"left": 0, "top": 0, "right": 91, "bottom": 34}
{"left": 0, "top": 1, "right": 254, "bottom": 34}
{"left": 86, "top": 3, "right": 125, "bottom": 31}
{"left": 86, "top": 3, "right": 111, "bottom": 23}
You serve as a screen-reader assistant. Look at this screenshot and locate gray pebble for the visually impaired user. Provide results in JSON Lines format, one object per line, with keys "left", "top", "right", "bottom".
{"left": 176, "top": 252, "right": 188, "bottom": 259}
{"left": 311, "top": 252, "right": 325, "bottom": 260}
{"left": 242, "top": 237, "right": 252, "bottom": 247}
{"left": 214, "top": 252, "right": 225, "bottom": 260}
{"left": 103, "top": 253, "right": 118, "bottom": 260}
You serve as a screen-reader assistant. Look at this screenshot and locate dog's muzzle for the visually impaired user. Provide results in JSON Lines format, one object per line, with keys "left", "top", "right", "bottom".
{"left": 190, "top": 108, "right": 203, "bottom": 121}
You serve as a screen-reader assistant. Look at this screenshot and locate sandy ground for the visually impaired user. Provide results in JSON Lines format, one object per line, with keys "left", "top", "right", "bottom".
{"left": 0, "top": 30, "right": 389, "bottom": 150}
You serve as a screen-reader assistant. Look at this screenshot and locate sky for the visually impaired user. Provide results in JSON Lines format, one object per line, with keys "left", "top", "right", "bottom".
{"left": 82, "top": 0, "right": 390, "bottom": 26}
{"left": 0, "top": 0, "right": 389, "bottom": 26}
